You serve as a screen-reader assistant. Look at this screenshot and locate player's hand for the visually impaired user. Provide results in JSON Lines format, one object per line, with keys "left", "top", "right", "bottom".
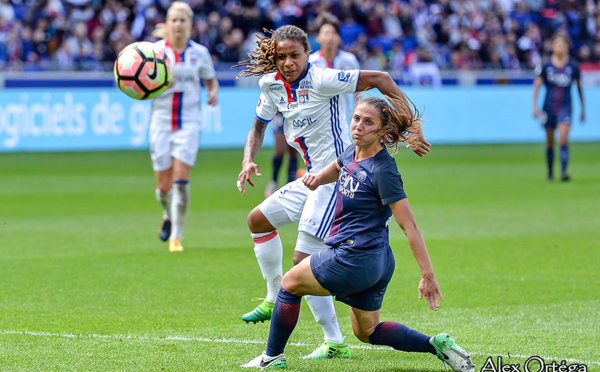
{"left": 208, "top": 92, "right": 218, "bottom": 105}
{"left": 302, "top": 173, "right": 320, "bottom": 191}
{"left": 533, "top": 107, "right": 539, "bottom": 119}
{"left": 237, "top": 162, "right": 262, "bottom": 195}
{"left": 418, "top": 275, "right": 444, "bottom": 311}
{"left": 406, "top": 125, "right": 431, "bottom": 157}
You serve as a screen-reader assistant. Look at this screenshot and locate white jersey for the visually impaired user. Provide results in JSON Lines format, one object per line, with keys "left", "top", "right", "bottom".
{"left": 309, "top": 50, "right": 360, "bottom": 120}
{"left": 255, "top": 63, "right": 359, "bottom": 173}
{"left": 151, "top": 39, "right": 216, "bottom": 130}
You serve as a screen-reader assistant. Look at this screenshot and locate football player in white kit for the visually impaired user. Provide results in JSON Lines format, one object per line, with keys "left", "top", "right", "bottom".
{"left": 234, "top": 25, "right": 430, "bottom": 360}
{"left": 150, "top": 2, "right": 219, "bottom": 252}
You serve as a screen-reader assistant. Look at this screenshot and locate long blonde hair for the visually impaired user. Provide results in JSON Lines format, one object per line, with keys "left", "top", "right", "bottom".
{"left": 152, "top": 1, "right": 193, "bottom": 40}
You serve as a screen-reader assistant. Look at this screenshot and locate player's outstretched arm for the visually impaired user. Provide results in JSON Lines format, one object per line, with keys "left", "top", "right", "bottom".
{"left": 302, "top": 161, "right": 341, "bottom": 190}
{"left": 237, "top": 119, "right": 268, "bottom": 194}
{"left": 390, "top": 199, "right": 443, "bottom": 310}
{"left": 357, "top": 71, "right": 431, "bottom": 157}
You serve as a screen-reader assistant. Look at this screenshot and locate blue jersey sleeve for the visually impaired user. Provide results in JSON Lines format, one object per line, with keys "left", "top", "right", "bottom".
{"left": 337, "top": 145, "right": 355, "bottom": 168}
{"left": 373, "top": 156, "right": 407, "bottom": 205}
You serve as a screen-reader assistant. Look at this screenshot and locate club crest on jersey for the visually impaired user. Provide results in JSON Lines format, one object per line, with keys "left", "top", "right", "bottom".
{"left": 356, "top": 171, "right": 367, "bottom": 182}
{"left": 298, "top": 89, "right": 309, "bottom": 103}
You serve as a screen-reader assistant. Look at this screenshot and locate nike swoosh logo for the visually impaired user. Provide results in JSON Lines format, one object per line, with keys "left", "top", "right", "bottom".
{"left": 148, "top": 50, "right": 158, "bottom": 79}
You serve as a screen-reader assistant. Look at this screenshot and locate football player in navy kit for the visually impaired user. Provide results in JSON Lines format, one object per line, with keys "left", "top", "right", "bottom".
{"left": 241, "top": 95, "right": 474, "bottom": 371}
{"left": 234, "top": 25, "right": 430, "bottom": 360}
{"left": 533, "top": 32, "right": 585, "bottom": 181}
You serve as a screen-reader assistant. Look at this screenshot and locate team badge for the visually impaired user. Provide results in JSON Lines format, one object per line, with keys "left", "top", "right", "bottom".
{"left": 298, "top": 89, "right": 309, "bottom": 103}
{"left": 357, "top": 171, "right": 367, "bottom": 182}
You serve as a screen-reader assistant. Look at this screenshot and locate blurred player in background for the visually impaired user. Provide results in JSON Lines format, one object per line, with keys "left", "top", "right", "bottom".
{"left": 309, "top": 13, "right": 360, "bottom": 117}
{"left": 150, "top": 1, "right": 219, "bottom": 252}
{"left": 265, "top": 112, "right": 298, "bottom": 197}
{"left": 234, "top": 25, "right": 430, "bottom": 359}
{"left": 533, "top": 32, "right": 585, "bottom": 182}
{"left": 242, "top": 95, "right": 474, "bottom": 372}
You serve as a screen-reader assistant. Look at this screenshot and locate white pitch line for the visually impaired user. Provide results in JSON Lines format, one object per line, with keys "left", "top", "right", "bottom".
{"left": 1, "top": 330, "right": 598, "bottom": 367}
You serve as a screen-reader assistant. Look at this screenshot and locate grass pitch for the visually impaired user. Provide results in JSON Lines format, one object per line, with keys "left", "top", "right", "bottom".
{"left": 0, "top": 143, "right": 598, "bottom": 371}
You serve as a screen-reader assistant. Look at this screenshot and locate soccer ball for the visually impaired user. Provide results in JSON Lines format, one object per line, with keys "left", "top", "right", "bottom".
{"left": 114, "top": 41, "right": 171, "bottom": 100}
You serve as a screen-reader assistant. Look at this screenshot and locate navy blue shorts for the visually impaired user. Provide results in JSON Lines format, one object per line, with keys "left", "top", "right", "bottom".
{"left": 310, "top": 242, "right": 395, "bottom": 311}
{"left": 542, "top": 108, "right": 571, "bottom": 129}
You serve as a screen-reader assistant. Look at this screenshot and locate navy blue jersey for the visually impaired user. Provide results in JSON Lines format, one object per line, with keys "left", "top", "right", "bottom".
{"left": 326, "top": 145, "right": 407, "bottom": 249}
{"left": 535, "top": 60, "right": 580, "bottom": 115}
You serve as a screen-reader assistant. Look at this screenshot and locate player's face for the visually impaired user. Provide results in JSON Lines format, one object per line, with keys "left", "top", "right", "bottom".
{"left": 317, "top": 24, "right": 340, "bottom": 52}
{"left": 167, "top": 9, "right": 191, "bottom": 41}
{"left": 351, "top": 103, "right": 383, "bottom": 148}
{"left": 552, "top": 37, "right": 568, "bottom": 56}
{"left": 275, "top": 39, "right": 309, "bottom": 84}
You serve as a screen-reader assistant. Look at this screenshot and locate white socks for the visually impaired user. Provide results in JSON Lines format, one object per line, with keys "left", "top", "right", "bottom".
{"left": 305, "top": 295, "right": 344, "bottom": 343}
{"left": 251, "top": 231, "right": 283, "bottom": 303}
{"left": 171, "top": 180, "right": 189, "bottom": 240}
{"left": 155, "top": 188, "right": 172, "bottom": 220}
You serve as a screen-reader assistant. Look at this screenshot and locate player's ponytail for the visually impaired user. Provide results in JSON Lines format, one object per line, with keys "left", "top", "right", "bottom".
{"left": 356, "top": 94, "right": 423, "bottom": 154}
{"left": 233, "top": 25, "right": 310, "bottom": 78}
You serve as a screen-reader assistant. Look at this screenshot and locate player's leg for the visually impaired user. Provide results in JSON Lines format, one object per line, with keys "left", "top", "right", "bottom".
{"left": 168, "top": 159, "right": 192, "bottom": 252}
{"left": 557, "top": 122, "right": 571, "bottom": 181}
{"left": 167, "top": 126, "right": 200, "bottom": 252}
{"left": 155, "top": 169, "right": 173, "bottom": 241}
{"left": 241, "top": 255, "right": 328, "bottom": 368}
{"left": 545, "top": 126, "right": 555, "bottom": 181}
{"left": 150, "top": 128, "right": 174, "bottom": 242}
{"left": 286, "top": 145, "right": 298, "bottom": 183}
{"left": 242, "top": 180, "right": 306, "bottom": 323}
{"left": 296, "top": 183, "right": 350, "bottom": 359}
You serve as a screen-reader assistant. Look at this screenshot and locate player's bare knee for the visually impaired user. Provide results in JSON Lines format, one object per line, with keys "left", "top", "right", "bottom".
{"left": 352, "top": 326, "right": 372, "bottom": 344}
{"left": 281, "top": 273, "right": 302, "bottom": 295}
{"left": 247, "top": 207, "right": 269, "bottom": 233}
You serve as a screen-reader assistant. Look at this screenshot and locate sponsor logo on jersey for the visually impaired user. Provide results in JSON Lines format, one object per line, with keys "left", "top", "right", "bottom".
{"left": 337, "top": 71, "right": 351, "bottom": 82}
{"left": 269, "top": 84, "right": 283, "bottom": 91}
{"left": 290, "top": 117, "right": 315, "bottom": 128}
{"left": 339, "top": 172, "right": 360, "bottom": 198}
{"left": 280, "top": 97, "right": 285, "bottom": 104}
{"left": 287, "top": 102, "right": 299, "bottom": 110}
{"left": 257, "top": 98, "right": 262, "bottom": 107}
{"left": 298, "top": 89, "right": 309, "bottom": 103}
{"left": 299, "top": 81, "right": 313, "bottom": 89}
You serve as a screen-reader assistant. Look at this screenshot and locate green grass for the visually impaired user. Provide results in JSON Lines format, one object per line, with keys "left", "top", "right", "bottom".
{"left": 0, "top": 143, "right": 599, "bottom": 371}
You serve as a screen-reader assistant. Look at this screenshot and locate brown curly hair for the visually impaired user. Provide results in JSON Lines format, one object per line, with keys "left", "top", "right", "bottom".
{"left": 232, "top": 25, "right": 310, "bottom": 78}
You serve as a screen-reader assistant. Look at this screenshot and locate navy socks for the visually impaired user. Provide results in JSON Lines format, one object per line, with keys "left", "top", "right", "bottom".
{"left": 369, "top": 321, "right": 436, "bottom": 354}
{"left": 265, "top": 288, "right": 302, "bottom": 357}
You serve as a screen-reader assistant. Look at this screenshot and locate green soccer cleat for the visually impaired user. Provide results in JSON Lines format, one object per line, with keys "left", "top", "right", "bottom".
{"left": 301, "top": 338, "right": 351, "bottom": 359}
{"left": 242, "top": 299, "right": 274, "bottom": 323}
{"left": 241, "top": 351, "right": 287, "bottom": 369}
{"left": 430, "top": 333, "right": 475, "bottom": 372}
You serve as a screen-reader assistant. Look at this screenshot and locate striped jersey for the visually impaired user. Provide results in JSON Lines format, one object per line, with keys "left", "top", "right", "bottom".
{"left": 535, "top": 60, "right": 580, "bottom": 115}
{"left": 151, "top": 39, "right": 216, "bottom": 130}
{"left": 255, "top": 62, "right": 360, "bottom": 173}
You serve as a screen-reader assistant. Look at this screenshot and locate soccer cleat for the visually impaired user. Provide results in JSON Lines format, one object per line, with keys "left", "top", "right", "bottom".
{"left": 242, "top": 299, "right": 274, "bottom": 323}
{"left": 430, "top": 333, "right": 475, "bottom": 372}
{"left": 159, "top": 218, "right": 171, "bottom": 241}
{"left": 265, "top": 180, "right": 278, "bottom": 197}
{"left": 561, "top": 173, "right": 570, "bottom": 182}
{"left": 301, "top": 338, "right": 351, "bottom": 359}
{"left": 168, "top": 238, "right": 184, "bottom": 252}
{"left": 241, "top": 351, "right": 287, "bottom": 369}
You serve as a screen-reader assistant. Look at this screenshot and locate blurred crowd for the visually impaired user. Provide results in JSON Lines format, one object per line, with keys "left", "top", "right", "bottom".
{"left": 1, "top": 0, "right": 599, "bottom": 75}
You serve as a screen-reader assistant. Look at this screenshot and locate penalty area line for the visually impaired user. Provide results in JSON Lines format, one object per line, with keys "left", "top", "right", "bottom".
{"left": 1, "top": 330, "right": 598, "bottom": 366}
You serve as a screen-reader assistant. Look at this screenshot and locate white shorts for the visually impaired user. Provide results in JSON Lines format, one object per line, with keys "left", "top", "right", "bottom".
{"left": 258, "top": 178, "right": 338, "bottom": 242}
{"left": 149, "top": 123, "right": 200, "bottom": 172}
